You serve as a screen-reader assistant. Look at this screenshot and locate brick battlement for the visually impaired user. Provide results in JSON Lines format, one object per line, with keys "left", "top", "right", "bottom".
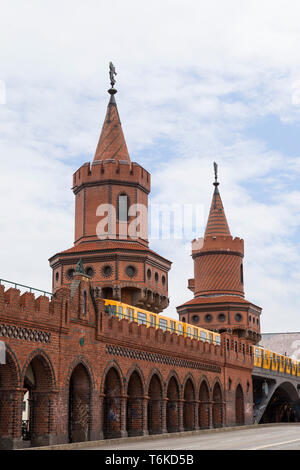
{"left": 72, "top": 160, "right": 151, "bottom": 193}
{"left": 192, "top": 235, "right": 244, "bottom": 256}
{"left": 0, "top": 281, "right": 252, "bottom": 370}
{"left": 0, "top": 285, "right": 69, "bottom": 327}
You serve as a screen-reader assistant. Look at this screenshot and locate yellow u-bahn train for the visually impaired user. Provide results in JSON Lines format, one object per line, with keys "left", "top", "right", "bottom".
{"left": 253, "top": 345, "right": 300, "bottom": 376}
{"left": 104, "top": 299, "right": 221, "bottom": 346}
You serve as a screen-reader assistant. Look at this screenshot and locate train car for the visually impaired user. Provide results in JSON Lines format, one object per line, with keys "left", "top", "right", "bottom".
{"left": 104, "top": 299, "right": 221, "bottom": 346}
{"left": 252, "top": 343, "right": 300, "bottom": 376}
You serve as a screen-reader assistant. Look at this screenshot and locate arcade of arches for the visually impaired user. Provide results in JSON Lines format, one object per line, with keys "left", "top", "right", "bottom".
{"left": 0, "top": 346, "right": 251, "bottom": 447}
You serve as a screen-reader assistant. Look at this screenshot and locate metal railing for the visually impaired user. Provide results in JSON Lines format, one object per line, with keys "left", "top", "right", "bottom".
{"left": 0, "top": 279, "right": 54, "bottom": 299}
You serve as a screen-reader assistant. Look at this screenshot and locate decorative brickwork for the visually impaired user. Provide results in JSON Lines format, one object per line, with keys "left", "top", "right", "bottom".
{"left": 105, "top": 344, "right": 221, "bottom": 373}
{"left": 0, "top": 324, "right": 50, "bottom": 344}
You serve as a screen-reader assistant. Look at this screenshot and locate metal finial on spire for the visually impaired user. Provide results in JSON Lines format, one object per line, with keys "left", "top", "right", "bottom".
{"left": 109, "top": 62, "right": 117, "bottom": 89}
{"left": 213, "top": 161, "right": 219, "bottom": 186}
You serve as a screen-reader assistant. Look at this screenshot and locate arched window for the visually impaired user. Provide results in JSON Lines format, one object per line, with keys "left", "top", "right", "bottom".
{"left": 83, "top": 291, "right": 87, "bottom": 316}
{"left": 118, "top": 194, "right": 128, "bottom": 222}
{"left": 240, "top": 264, "right": 244, "bottom": 284}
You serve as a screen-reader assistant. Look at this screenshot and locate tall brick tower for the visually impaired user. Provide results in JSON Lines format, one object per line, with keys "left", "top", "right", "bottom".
{"left": 177, "top": 163, "right": 261, "bottom": 343}
{"left": 49, "top": 66, "right": 171, "bottom": 312}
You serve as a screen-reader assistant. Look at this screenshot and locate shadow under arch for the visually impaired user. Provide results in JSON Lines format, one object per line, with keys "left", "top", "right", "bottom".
{"left": 166, "top": 373, "right": 180, "bottom": 433}
{"left": 102, "top": 364, "right": 125, "bottom": 439}
{"left": 0, "top": 345, "right": 22, "bottom": 448}
{"left": 261, "top": 381, "right": 300, "bottom": 424}
{"left": 147, "top": 372, "right": 164, "bottom": 435}
{"left": 67, "top": 361, "right": 93, "bottom": 443}
{"left": 199, "top": 377, "right": 210, "bottom": 429}
{"left": 21, "top": 349, "right": 57, "bottom": 446}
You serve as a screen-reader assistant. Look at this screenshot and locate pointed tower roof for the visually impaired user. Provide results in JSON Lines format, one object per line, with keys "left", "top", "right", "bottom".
{"left": 204, "top": 163, "right": 231, "bottom": 237}
{"left": 93, "top": 87, "right": 131, "bottom": 163}
{"left": 93, "top": 63, "right": 130, "bottom": 163}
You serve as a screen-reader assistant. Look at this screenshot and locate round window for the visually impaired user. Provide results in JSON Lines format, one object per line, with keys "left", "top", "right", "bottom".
{"left": 218, "top": 313, "right": 226, "bottom": 322}
{"left": 67, "top": 268, "right": 75, "bottom": 280}
{"left": 192, "top": 315, "right": 199, "bottom": 323}
{"left": 102, "top": 265, "right": 113, "bottom": 278}
{"left": 85, "top": 266, "right": 94, "bottom": 277}
{"left": 235, "top": 313, "right": 242, "bottom": 322}
{"left": 126, "top": 265, "right": 136, "bottom": 278}
{"left": 205, "top": 314, "right": 212, "bottom": 323}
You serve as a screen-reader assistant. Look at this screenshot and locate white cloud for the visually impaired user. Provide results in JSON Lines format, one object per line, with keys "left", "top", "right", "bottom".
{"left": 0, "top": 1, "right": 300, "bottom": 332}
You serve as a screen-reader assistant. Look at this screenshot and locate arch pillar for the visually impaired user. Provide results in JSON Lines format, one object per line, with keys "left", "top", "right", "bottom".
{"left": 142, "top": 396, "right": 149, "bottom": 436}
{"left": 120, "top": 395, "right": 128, "bottom": 438}
{"left": 178, "top": 399, "right": 184, "bottom": 432}
{"left": 194, "top": 400, "right": 200, "bottom": 430}
{"left": 161, "top": 398, "right": 168, "bottom": 434}
{"left": 208, "top": 402, "right": 213, "bottom": 429}
{"left": 0, "top": 388, "right": 24, "bottom": 449}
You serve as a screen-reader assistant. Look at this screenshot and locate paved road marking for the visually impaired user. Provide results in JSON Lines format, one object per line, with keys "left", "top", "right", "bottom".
{"left": 246, "top": 437, "right": 300, "bottom": 450}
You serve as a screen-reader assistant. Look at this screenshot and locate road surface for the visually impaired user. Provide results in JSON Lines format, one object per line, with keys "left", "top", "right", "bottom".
{"left": 81, "top": 425, "right": 300, "bottom": 451}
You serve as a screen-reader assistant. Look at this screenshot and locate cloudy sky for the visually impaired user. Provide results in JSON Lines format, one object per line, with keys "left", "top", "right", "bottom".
{"left": 1, "top": 0, "right": 300, "bottom": 333}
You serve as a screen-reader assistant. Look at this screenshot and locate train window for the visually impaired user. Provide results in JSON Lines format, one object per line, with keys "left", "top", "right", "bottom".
{"left": 215, "top": 335, "right": 221, "bottom": 346}
{"left": 178, "top": 323, "right": 183, "bottom": 335}
{"left": 107, "top": 304, "right": 117, "bottom": 316}
{"left": 255, "top": 349, "right": 260, "bottom": 358}
{"left": 209, "top": 333, "right": 213, "bottom": 344}
{"left": 127, "top": 308, "right": 134, "bottom": 322}
{"left": 193, "top": 328, "right": 198, "bottom": 339}
{"left": 118, "top": 306, "right": 123, "bottom": 319}
{"left": 170, "top": 321, "right": 176, "bottom": 333}
{"left": 159, "top": 318, "right": 168, "bottom": 331}
{"left": 137, "top": 312, "right": 147, "bottom": 326}
{"left": 200, "top": 331, "right": 207, "bottom": 342}
{"left": 150, "top": 315, "right": 156, "bottom": 328}
{"left": 187, "top": 327, "right": 191, "bottom": 338}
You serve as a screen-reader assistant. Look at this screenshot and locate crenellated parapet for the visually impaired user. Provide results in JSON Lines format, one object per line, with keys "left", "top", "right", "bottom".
{"left": 72, "top": 160, "right": 151, "bottom": 195}
{"left": 192, "top": 236, "right": 244, "bottom": 257}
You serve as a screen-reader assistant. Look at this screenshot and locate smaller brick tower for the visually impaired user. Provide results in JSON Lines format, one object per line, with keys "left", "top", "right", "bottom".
{"left": 49, "top": 67, "right": 171, "bottom": 312}
{"left": 177, "top": 163, "right": 261, "bottom": 344}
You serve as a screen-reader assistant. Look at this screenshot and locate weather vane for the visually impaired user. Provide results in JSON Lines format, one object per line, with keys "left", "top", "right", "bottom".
{"left": 109, "top": 62, "right": 117, "bottom": 88}
{"left": 213, "top": 161, "right": 218, "bottom": 185}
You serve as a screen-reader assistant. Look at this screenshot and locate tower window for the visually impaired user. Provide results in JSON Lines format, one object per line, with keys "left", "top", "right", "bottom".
{"left": 118, "top": 194, "right": 128, "bottom": 222}
{"left": 83, "top": 291, "right": 87, "bottom": 316}
{"left": 240, "top": 264, "right": 244, "bottom": 284}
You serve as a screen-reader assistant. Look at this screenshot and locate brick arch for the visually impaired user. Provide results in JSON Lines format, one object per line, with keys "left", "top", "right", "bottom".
{"left": 124, "top": 364, "right": 146, "bottom": 395}
{"left": 21, "top": 349, "right": 57, "bottom": 445}
{"left": 0, "top": 344, "right": 23, "bottom": 443}
{"left": 146, "top": 367, "right": 164, "bottom": 395}
{"left": 126, "top": 366, "right": 145, "bottom": 437}
{"left": 100, "top": 360, "right": 125, "bottom": 395}
{"left": 65, "top": 355, "right": 95, "bottom": 389}
{"left": 197, "top": 375, "right": 211, "bottom": 400}
{"left": 165, "top": 370, "right": 181, "bottom": 398}
{"left": 0, "top": 344, "right": 21, "bottom": 388}
{"left": 235, "top": 383, "right": 245, "bottom": 425}
{"left": 68, "top": 361, "right": 92, "bottom": 443}
{"left": 166, "top": 372, "right": 180, "bottom": 433}
{"left": 102, "top": 363, "right": 124, "bottom": 439}
{"left": 21, "top": 348, "right": 56, "bottom": 390}
{"left": 182, "top": 374, "right": 196, "bottom": 431}
{"left": 212, "top": 379, "right": 224, "bottom": 428}
{"left": 182, "top": 372, "right": 196, "bottom": 395}
{"left": 147, "top": 370, "right": 164, "bottom": 435}
{"left": 198, "top": 376, "right": 211, "bottom": 429}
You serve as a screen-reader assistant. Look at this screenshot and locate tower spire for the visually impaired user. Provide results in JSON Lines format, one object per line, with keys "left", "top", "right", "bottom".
{"left": 204, "top": 162, "right": 231, "bottom": 237}
{"left": 93, "top": 63, "right": 131, "bottom": 163}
